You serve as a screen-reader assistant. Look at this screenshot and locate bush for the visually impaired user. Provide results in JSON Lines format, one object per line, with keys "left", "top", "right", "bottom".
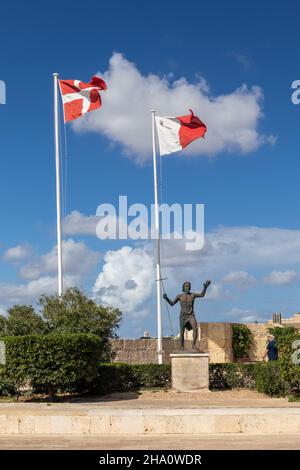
{"left": 3, "top": 333, "right": 101, "bottom": 397}
{"left": 0, "top": 289, "right": 122, "bottom": 362}
{"left": 268, "top": 326, "right": 300, "bottom": 393}
{"left": 131, "top": 364, "right": 171, "bottom": 389}
{"left": 88, "top": 363, "right": 171, "bottom": 395}
{"left": 0, "top": 368, "right": 16, "bottom": 396}
{"left": 277, "top": 334, "right": 300, "bottom": 392}
{"left": 209, "top": 363, "right": 256, "bottom": 390}
{"left": 88, "top": 363, "right": 136, "bottom": 394}
{"left": 255, "top": 361, "right": 289, "bottom": 397}
{"left": 232, "top": 324, "right": 253, "bottom": 358}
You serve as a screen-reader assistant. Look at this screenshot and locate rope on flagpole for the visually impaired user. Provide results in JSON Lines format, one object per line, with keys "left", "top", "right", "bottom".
{"left": 157, "top": 142, "right": 176, "bottom": 344}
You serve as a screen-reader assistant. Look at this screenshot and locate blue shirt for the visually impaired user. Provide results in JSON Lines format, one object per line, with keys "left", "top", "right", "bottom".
{"left": 267, "top": 340, "right": 278, "bottom": 360}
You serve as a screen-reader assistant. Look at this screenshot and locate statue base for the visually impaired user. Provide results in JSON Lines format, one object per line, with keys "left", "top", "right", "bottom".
{"left": 169, "top": 353, "right": 210, "bottom": 392}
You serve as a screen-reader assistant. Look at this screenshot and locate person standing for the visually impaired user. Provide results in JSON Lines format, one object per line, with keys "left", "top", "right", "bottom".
{"left": 263, "top": 334, "right": 278, "bottom": 361}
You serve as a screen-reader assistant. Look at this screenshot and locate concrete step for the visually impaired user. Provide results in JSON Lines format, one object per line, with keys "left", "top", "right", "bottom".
{"left": 1, "top": 407, "right": 300, "bottom": 435}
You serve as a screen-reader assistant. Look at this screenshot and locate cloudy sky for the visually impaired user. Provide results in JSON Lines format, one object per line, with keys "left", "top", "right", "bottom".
{"left": 0, "top": 0, "right": 300, "bottom": 337}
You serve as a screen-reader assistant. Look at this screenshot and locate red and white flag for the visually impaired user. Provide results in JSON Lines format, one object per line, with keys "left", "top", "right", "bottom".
{"left": 59, "top": 76, "right": 107, "bottom": 122}
{"left": 155, "top": 110, "right": 207, "bottom": 156}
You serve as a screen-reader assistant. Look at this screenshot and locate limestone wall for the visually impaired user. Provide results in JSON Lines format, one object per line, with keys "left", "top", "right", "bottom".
{"left": 245, "top": 323, "right": 268, "bottom": 362}
{"left": 111, "top": 317, "right": 300, "bottom": 365}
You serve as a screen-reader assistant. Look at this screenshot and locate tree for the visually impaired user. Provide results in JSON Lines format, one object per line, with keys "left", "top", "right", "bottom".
{"left": 0, "top": 315, "right": 7, "bottom": 337}
{"left": 3, "top": 305, "right": 48, "bottom": 337}
{"left": 39, "top": 287, "right": 122, "bottom": 361}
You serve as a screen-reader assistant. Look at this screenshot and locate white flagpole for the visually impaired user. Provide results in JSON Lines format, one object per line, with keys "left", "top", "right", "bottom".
{"left": 151, "top": 109, "right": 163, "bottom": 364}
{"left": 53, "top": 73, "right": 63, "bottom": 296}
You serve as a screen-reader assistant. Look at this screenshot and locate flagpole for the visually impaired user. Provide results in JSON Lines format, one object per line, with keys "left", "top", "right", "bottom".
{"left": 53, "top": 73, "right": 63, "bottom": 296}
{"left": 151, "top": 109, "right": 163, "bottom": 364}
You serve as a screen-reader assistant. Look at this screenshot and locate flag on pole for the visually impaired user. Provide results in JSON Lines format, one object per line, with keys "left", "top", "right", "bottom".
{"left": 59, "top": 76, "right": 107, "bottom": 122}
{"left": 155, "top": 109, "right": 207, "bottom": 156}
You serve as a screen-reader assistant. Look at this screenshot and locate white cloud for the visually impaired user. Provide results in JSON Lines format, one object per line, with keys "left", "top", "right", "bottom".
{"left": 205, "top": 283, "right": 232, "bottom": 301}
{"left": 221, "top": 270, "right": 256, "bottom": 288}
{"left": 0, "top": 239, "right": 100, "bottom": 306}
{"left": 63, "top": 211, "right": 99, "bottom": 236}
{"left": 0, "top": 275, "right": 80, "bottom": 306}
{"left": 3, "top": 244, "right": 33, "bottom": 262}
{"left": 19, "top": 238, "right": 100, "bottom": 281}
{"left": 159, "top": 226, "right": 300, "bottom": 275}
{"left": 263, "top": 270, "right": 297, "bottom": 285}
{"left": 226, "top": 307, "right": 264, "bottom": 323}
{"left": 73, "top": 52, "right": 275, "bottom": 163}
{"left": 93, "top": 245, "right": 154, "bottom": 317}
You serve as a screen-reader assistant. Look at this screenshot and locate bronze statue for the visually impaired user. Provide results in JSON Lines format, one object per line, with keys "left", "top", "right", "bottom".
{"left": 163, "top": 280, "right": 211, "bottom": 351}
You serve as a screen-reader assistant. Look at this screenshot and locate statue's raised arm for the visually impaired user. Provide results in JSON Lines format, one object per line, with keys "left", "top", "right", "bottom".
{"left": 193, "top": 280, "right": 211, "bottom": 298}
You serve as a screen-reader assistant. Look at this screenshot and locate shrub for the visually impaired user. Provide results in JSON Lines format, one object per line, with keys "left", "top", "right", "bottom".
{"left": 40, "top": 288, "right": 122, "bottom": 361}
{"left": 209, "top": 363, "right": 256, "bottom": 389}
{"left": 3, "top": 333, "right": 101, "bottom": 398}
{"left": 0, "top": 289, "right": 122, "bottom": 362}
{"left": 232, "top": 324, "right": 253, "bottom": 358}
{"left": 88, "top": 363, "right": 136, "bottom": 395}
{"left": 87, "top": 363, "right": 171, "bottom": 395}
{"left": 131, "top": 364, "right": 171, "bottom": 389}
{"left": 255, "top": 361, "right": 289, "bottom": 397}
{"left": 0, "top": 367, "right": 16, "bottom": 396}
{"left": 277, "top": 334, "right": 300, "bottom": 392}
{"left": 267, "top": 326, "right": 300, "bottom": 393}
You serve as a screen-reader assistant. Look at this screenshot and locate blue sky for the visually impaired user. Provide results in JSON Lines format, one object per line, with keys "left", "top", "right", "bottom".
{"left": 0, "top": 0, "right": 300, "bottom": 337}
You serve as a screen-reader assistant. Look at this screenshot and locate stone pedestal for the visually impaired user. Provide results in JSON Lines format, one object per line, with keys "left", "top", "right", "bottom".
{"left": 170, "top": 353, "right": 210, "bottom": 392}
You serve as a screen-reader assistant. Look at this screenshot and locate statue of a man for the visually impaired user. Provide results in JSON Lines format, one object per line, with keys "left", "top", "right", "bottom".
{"left": 163, "top": 280, "right": 211, "bottom": 351}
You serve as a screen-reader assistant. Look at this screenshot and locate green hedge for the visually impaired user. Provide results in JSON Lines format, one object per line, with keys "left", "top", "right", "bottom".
{"left": 87, "top": 363, "right": 171, "bottom": 395}
{"left": 278, "top": 334, "right": 300, "bottom": 391}
{"left": 209, "top": 363, "right": 256, "bottom": 389}
{"left": 87, "top": 363, "right": 136, "bottom": 394}
{"left": 255, "top": 361, "right": 289, "bottom": 397}
{"left": 3, "top": 333, "right": 101, "bottom": 397}
{"left": 91, "top": 362, "right": 290, "bottom": 397}
{"left": 131, "top": 364, "right": 171, "bottom": 389}
{"left": 0, "top": 367, "right": 16, "bottom": 396}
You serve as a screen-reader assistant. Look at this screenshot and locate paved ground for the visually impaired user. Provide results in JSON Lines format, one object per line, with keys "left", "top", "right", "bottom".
{"left": 1, "top": 389, "right": 300, "bottom": 410}
{"left": 0, "top": 433, "right": 299, "bottom": 450}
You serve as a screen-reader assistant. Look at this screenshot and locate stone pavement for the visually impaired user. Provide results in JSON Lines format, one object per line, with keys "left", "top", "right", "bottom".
{"left": 1, "top": 391, "right": 300, "bottom": 437}
{"left": 0, "top": 433, "right": 299, "bottom": 450}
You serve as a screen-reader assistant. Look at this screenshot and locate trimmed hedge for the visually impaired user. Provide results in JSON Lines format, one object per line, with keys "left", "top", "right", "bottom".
{"left": 255, "top": 361, "right": 289, "bottom": 397}
{"left": 209, "top": 363, "right": 256, "bottom": 390}
{"left": 3, "top": 333, "right": 102, "bottom": 397}
{"left": 131, "top": 364, "right": 171, "bottom": 389}
{"left": 0, "top": 367, "right": 16, "bottom": 396}
{"left": 87, "top": 363, "right": 136, "bottom": 394}
{"left": 89, "top": 362, "right": 290, "bottom": 397}
{"left": 87, "top": 363, "right": 171, "bottom": 395}
{"left": 278, "top": 334, "right": 300, "bottom": 391}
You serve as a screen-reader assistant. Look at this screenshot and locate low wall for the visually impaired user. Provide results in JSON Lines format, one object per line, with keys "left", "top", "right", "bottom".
{"left": 111, "top": 338, "right": 193, "bottom": 364}
{"left": 111, "top": 320, "right": 300, "bottom": 365}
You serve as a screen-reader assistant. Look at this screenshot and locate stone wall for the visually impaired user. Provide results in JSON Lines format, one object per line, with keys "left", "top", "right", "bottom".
{"left": 111, "top": 317, "right": 300, "bottom": 365}
{"left": 111, "top": 338, "right": 193, "bottom": 364}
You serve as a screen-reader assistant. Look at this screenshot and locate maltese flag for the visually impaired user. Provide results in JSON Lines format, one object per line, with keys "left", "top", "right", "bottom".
{"left": 59, "top": 76, "right": 107, "bottom": 122}
{"left": 155, "top": 109, "right": 207, "bottom": 156}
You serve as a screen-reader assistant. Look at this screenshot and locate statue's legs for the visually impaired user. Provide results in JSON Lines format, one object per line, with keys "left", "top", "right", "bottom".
{"left": 180, "top": 327, "right": 185, "bottom": 350}
{"left": 188, "top": 315, "right": 198, "bottom": 349}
